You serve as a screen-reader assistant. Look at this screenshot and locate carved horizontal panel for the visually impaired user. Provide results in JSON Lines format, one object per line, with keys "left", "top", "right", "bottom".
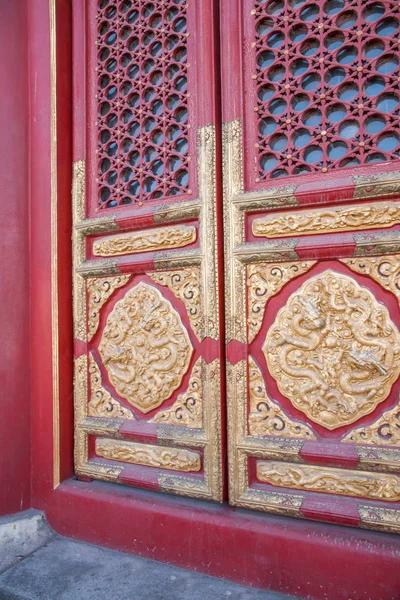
{"left": 95, "top": 438, "right": 201, "bottom": 472}
{"left": 264, "top": 270, "right": 400, "bottom": 430}
{"left": 252, "top": 202, "right": 400, "bottom": 239}
{"left": 99, "top": 281, "right": 193, "bottom": 413}
{"left": 93, "top": 225, "right": 197, "bottom": 257}
{"left": 257, "top": 461, "right": 400, "bottom": 502}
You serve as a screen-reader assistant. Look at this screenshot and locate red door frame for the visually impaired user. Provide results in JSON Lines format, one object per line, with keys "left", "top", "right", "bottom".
{"left": 22, "top": 1, "right": 400, "bottom": 598}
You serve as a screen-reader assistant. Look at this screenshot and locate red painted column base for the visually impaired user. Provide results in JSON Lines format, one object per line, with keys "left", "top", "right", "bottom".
{"left": 41, "top": 480, "right": 400, "bottom": 600}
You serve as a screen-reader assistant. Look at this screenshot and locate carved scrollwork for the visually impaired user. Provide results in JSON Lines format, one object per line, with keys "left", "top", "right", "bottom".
{"left": 87, "top": 275, "right": 131, "bottom": 340}
{"left": 93, "top": 225, "right": 197, "bottom": 257}
{"left": 95, "top": 438, "right": 201, "bottom": 472}
{"left": 257, "top": 461, "right": 400, "bottom": 502}
{"left": 343, "top": 404, "right": 400, "bottom": 446}
{"left": 99, "top": 281, "right": 193, "bottom": 413}
{"left": 247, "top": 261, "right": 316, "bottom": 342}
{"left": 252, "top": 202, "right": 400, "bottom": 238}
{"left": 148, "top": 268, "right": 203, "bottom": 340}
{"left": 248, "top": 357, "right": 316, "bottom": 439}
{"left": 342, "top": 255, "right": 400, "bottom": 302}
{"left": 151, "top": 358, "right": 203, "bottom": 428}
{"left": 264, "top": 270, "right": 400, "bottom": 430}
{"left": 88, "top": 354, "right": 134, "bottom": 420}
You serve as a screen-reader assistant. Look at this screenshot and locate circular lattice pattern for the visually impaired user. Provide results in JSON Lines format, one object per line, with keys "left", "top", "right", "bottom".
{"left": 253, "top": 0, "right": 400, "bottom": 180}
{"left": 97, "top": 0, "right": 190, "bottom": 209}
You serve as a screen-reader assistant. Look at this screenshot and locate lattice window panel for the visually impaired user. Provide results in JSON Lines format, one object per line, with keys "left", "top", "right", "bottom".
{"left": 96, "top": 0, "right": 190, "bottom": 209}
{"left": 253, "top": 0, "right": 400, "bottom": 181}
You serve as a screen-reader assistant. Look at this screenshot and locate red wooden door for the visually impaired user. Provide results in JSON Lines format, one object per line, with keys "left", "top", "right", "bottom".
{"left": 72, "top": 0, "right": 225, "bottom": 502}
{"left": 220, "top": 0, "right": 400, "bottom": 534}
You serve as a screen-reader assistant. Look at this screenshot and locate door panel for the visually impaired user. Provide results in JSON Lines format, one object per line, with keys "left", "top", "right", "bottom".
{"left": 72, "top": 0, "right": 224, "bottom": 501}
{"left": 221, "top": 0, "right": 400, "bottom": 533}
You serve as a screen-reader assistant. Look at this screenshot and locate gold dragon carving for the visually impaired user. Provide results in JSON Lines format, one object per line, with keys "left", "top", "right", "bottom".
{"left": 95, "top": 438, "right": 201, "bottom": 472}
{"left": 264, "top": 270, "right": 400, "bottom": 430}
{"left": 87, "top": 275, "right": 131, "bottom": 340}
{"left": 257, "top": 461, "right": 400, "bottom": 502}
{"left": 93, "top": 225, "right": 197, "bottom": 257}
{"left": 252, "top": 202, "right": 400, "bottom": 238}
{"left": 248, "top": 357, "right": 316, "bottom": 439}
{"left": 99, "top": 281, "right": 193, "bottom": 413}
{"left": 247, "top": 261, "right": 316, "bottom": 342}
{"left": 151, "top": 358, "right": 203, "bottom": 428}
{"left": 88, "top": 354, "right": 134, "bottom": 420}
{"left": 343, "top": 404, "right": 400, "bottom": 446}
{"left": 148, "top": 268, "right": 203, "bottom": 340}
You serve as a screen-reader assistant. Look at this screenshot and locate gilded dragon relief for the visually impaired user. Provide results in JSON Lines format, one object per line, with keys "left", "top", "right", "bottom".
{"left": 248, "top": 357, "right": 316, "bottom": 439}
{"left": 256, "top": 461, "right": 400, "bottom": 502}
{"left": 264, "top": 270, "right": 400, "bottom": 430}
{"left": 252, "top": 202, "right": 400, "bottom": 238}
{"left": 93, "top": 225, "right": 197, "bottom": 257}
{"left": 99, "top": 281, "right": 193, "bottom": 413}
{"left": 87, "top": 275, "right": 131, "bottom": 340}
{"left": 151, "top": 358, "right": 203, "bottom": 428}
{"left": 247, "top": 261, "right": 316, "bottom": 342}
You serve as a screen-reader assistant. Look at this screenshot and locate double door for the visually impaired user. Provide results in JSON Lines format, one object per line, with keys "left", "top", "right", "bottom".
{"left": 72, "top": 0, "right": 400, "bottom": 533}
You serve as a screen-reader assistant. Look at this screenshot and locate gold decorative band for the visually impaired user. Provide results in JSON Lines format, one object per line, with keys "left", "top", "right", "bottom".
{"left": 252, "top": 201, "right": 400, "bottom": 238}
{"left": 95, "top": 438, "right": 201, "bottom": 472}
{"left": 93, "top": 225, "right": 197, "bottom": 257}
{"left": 256, "top": 461, "right": 400, "bottom": 502}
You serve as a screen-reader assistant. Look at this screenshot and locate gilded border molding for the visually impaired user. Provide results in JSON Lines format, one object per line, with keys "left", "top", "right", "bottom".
{"left": 96, "top": 438, "right": 201, "bottom": 472}
{"left": 353, "top": 171, "right": 400, "bottom": 199}
{"left": 148, "top": 268, "right": 203, "bottom": 341}
{"left": 257, "top": 461, "right": 400, "bottom": 501}
{"left": 358, "top": 505, "right": 400, "bottom": 533}
{"left": 151, "top": 358, "right": 203, "bottom": 428}
{"left": 74, "top": 355, "right": 89, "bottom": 472}
{"left": 248, "top": 358, "right": 316, "bottom": 439}
{"left": 247, "top": 261, "right": 316, "bottom": 342}
{"left": 88, "top": 354, "right": 134, "bottom": 420}
{"left": 253, "top": 202, "right": 400, "bottom": 238}
{"left": 87, "top": 274, "right": 131, "bottom": 340}
{"left": 93, "top": 225, "right": 197, "bottom": 257}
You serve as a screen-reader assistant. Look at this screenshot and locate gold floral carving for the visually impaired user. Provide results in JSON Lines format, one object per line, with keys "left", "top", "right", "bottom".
{"left": 95, "top": 438, "right": 201, "bottom": 472}
{"left": 87, "top": 275, "right": 131, "bottom": 340}
{"left": 151, "top": 358, "right": 203, "bottom": 428}
{"left": 247, "top": 261, "right": 316, "bottom": 342}
{"left": 342, "top": 255, "right": 400, "bottom": 301}
{"left": 74, "top": 355, "right": 88, "bottom": 472}
{"left": 264, "top": 270, "right": 400, "bottom": 430}
{"left": 343, "top": 404, "right": 400, "bottom": 446}
{"left": 358, "top": 505, "right": 400, "bottom": 533}
{"left": 93, "top": 225, "right": 197, "bottom": 257}
{"left": 248, "top": 358, "right": 316, "bottom": 439}
{"left": 256, "top": 461, "right": 400, "bottom": 501}
{"left": 148, "top": 268, "right": 203, "bottom": 340}
{"left": 252, "top": 202, "right": 400, "bottom": 238}
{"left": 99, "top": 281, "right": 193, "bottom": 413}
{"left": 88, "top": 354, "right": 134, "bottom": 420}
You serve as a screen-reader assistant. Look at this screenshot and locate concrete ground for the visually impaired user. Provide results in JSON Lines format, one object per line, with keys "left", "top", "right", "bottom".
{"left": 0, "top": 511, "right": 296, "bottom": 600}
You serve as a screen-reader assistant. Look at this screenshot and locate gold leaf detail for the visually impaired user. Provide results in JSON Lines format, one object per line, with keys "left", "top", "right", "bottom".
{"left": 358, "top": 505, "right": 400, "bottom": 533}
{"left": 151, "top": 358, "right": 202, "bottom": 428}
{"left": 353, "top": 171, "right": 400, "bottom": 199}
{"left": 88, "top": 354, "right": 134, "bottom": 420}
{"left": 93, "top": 225, "right": 196, "bottom": 257}
{"left": 252, "top": 202, "right": 400, "bottom": 238}
{"left": 95, "top": 438, "right": 201, "bottom": 472}
{"left": 257, "top": 461, "right": 400, "bottom": 501}
{"left": 264, "top": 270, "right": 400, "bottom": 429}
{"left": 99, "top": 281, "right": 193, "bottom": 413}
{"left": 342, "top": 255, "right": 400, "bottom": 301}
{"left": 248, "top": 357, "right": 316, "bottom": 439}
{"left": 247, "top": 261, "right": 316, "bottom": 342}
{"left": 343, "top": 404, "right": 400, "bottom": 446}
{"left": 87, "top": 275, "right": 131, "bottom": 340}
{"left": 148, "top": 268, "right": 203, "bottom": 340}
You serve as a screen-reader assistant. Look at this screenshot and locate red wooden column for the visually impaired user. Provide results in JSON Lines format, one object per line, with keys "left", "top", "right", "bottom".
{"left": 0, "top": 0, "right": 31, "bottom": 517}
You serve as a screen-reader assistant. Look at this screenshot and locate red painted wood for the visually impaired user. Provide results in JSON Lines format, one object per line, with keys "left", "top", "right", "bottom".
{"left": 43, "top": 481, "right": 400, "bottom": 600}
{"left": 0, "top": 0, "right": 31, "bottom": 516}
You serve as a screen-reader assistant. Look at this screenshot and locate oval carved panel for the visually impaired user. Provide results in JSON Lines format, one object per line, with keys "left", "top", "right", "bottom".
{"left": 263, "top": 270, "right": 400, "bottom": 430}
{"left": 99, "top": 281, "right": 193, "bottom": 413}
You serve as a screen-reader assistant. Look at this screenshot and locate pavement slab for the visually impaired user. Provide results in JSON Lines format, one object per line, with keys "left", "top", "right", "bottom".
{"left": 0, "top": 537, "right": 297, "bottom": 600}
